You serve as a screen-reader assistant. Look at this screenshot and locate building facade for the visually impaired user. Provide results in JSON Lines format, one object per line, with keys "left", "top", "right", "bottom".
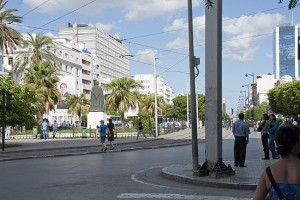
{"left": 133, "top": 74, "right": 174, "bottom": 104}
{"left": 255, "top": 74, "right": 276, "bottom": 104}
{"left": 273, "top": 24, "right": 300, "bottom": 80}
{"left": 58, "top": 23, "right": 130, "bottom": 85}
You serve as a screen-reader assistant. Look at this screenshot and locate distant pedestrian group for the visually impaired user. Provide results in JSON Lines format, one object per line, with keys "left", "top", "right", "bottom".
{"left": 99, "top": 119, "right": 115, "bottom": 151}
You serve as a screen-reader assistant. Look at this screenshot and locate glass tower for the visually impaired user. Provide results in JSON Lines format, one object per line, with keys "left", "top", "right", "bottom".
{"left": 273, "top": 25, "right": 300, "bottom": 80}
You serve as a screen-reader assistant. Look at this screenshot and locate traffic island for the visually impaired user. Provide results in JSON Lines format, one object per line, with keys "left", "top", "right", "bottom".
{"left": 161, "top": 163, "right": 258, "bottom": 191}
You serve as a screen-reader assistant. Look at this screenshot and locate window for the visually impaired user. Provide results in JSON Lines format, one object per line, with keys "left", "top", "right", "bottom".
{"left": 8, "top": 57, "right": 13, "bottom": 65}
{"left": 65, "top": 53, "right": 68, "bottom": 58}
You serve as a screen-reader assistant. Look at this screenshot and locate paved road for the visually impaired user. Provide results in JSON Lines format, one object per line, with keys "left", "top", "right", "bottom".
{"left": 0, "top": 130, "right": 263, "bottom": 200}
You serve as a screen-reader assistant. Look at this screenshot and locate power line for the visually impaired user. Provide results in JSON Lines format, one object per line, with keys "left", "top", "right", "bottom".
{"left": 29, "top": 0, "right": 97, "bottom": 33}
{"left": 21, "top": 0, "right": 50, "bottom": 17}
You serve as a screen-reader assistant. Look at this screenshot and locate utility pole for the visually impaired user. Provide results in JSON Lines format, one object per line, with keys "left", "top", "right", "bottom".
{"left": 154, "top": 57, "right": 158, "bottom": 137}
{"left": 2, "top": 89, "right": 5, "bottom": 151}
{"left": 187, "top": 0, "right": 199, "bottom": 173}
{"left": 199, "top": 0, "right": 234, "bottom": 178}
{"left": 186, "top": 79, "right": 189, "bottom": 128}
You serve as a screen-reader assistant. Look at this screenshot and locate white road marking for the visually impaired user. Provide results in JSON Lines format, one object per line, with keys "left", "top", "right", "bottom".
{"left": 131, "top": 166, "right": 193, "bottom": 191}
{"left": 117, "top": 193, "right": 252, "bottom": 199}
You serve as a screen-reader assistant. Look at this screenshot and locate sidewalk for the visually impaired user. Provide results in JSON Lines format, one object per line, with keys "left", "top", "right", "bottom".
{"left": 161, "top": 129, "right": 275, "bottom": 191}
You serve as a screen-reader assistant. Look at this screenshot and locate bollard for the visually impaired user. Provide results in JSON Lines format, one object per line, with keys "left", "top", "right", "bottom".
{"left": 89, "top": 125, "right": 92, "bottom": 138}
{"left": 73, "top": 125, "right": 75, "bottom": 139}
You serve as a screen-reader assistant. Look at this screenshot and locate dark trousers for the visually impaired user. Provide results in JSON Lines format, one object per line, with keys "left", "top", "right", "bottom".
{"left": 234, "top": 136, "right": 247, "bottom": 166}
{"left": 261, "top": 133, "right": 269, "bottom": 159}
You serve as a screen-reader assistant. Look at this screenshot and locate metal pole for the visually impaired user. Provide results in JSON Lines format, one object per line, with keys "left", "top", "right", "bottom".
{"left": 186, "top": 79, "right": 189, "bottom": 128}
{"left": 2, "top": 89, "right": 5, "bottom": 151}
{"left": 196, "top": 86, "right": 199, "bottom": 128}
{"left": 154, "top": 58, "right": 158, "bottom": 137}
{"left": 188, "top": 0, "right": 199, "bottom": 172}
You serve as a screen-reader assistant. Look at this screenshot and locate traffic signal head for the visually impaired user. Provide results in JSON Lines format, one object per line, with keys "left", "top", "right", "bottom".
{"left": 6, "top": 91, "right": 13, "bottom": 110}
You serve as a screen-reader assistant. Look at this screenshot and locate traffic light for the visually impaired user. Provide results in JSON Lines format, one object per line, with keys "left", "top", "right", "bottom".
{"left": 231, "top": 108, "right": 234, "bottom": 115}
{"left": 6, "top": 91, "right": 13, "bottom": 110}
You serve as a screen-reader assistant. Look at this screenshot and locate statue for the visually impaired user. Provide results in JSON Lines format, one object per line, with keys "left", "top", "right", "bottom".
{"left": 90, "top": 81, "right": 104, "bottom": 112}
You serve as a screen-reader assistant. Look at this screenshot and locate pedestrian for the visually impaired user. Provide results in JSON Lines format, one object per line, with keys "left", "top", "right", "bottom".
{"left": 53, "top": 120, "right": 58, "bottom": 139}
{"left": 136, "top": 121, "right": 147, "bottom": 140}
{"left": 41, "top": 119, "right": 48, "bottom": 140}
{"left": 107, "top": 119, "right": 115, "bottom": 150}
{"left": 227, "top": 119, "right": 232, "bottom": 130}
{"left": 268, "top": 114, "right": 279, "bottom": 159}
{"left": 253, "top": 126, "right": 300, "bottom": 200}
{"left": 257, "top": 114, "right": 270, "bottom": 160}
{"left": 95, "top": 125, "right": 100, "bottom": 139}
{"left": 232, "top": 113, "right": 251, "bottom": 167}
{"left": 99, "top": 120, "right": 108, "bottom": 151}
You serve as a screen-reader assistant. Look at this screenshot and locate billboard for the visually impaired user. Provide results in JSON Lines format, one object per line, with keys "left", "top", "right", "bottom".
{"left": 56, "top": 75, "right": 75, "bottom": 109}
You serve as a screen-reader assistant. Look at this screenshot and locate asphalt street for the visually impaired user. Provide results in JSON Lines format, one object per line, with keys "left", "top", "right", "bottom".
{"left": 0, "top": 136, "right": 263, "bottom": 200}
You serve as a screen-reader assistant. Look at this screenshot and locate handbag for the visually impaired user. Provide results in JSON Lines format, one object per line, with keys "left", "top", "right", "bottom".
{"left": 266, "top": 166, "right": 287, "bottom": 200}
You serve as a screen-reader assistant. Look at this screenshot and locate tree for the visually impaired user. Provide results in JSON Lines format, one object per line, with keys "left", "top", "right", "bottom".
{"left": 252, "top": 102, "right": 270, "bottom": 121}
{"left": 66, "top": 93, "right": 90, "bottom": 126}
{"left": 268, "top": 80, "right": 300, "bottom": 116}
{"left": 103, "top": 77, "right": 142, "bottom": 121}
{"left": 222, "top": 111, "right": 230, "bottom": 120}
{"left": 13, "top": 33, "right": 60, "bottom": 76}
{"left": 140, "top": 94, "right": 164, "bottom": 118}
{"left": 23, "top": 61, "right": 60, "bottom": 121}
{"left": 0, "top": 75, "right": 38, "bottom": 129}
{"left": 279, "top": 0, "right": 299, "bottom": 9}
{"left": 0, "top": 0, "right": 22, "bottom": 64}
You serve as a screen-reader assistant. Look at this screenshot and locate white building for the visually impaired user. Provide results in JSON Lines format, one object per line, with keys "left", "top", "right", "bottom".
{"left": 58, "top": 23, "right": 130, "bottom": 85}
{"left": 133, "top": 74, "right": 174, "bottom": 104}
{"left": 255, "top": 74, "right": 276, "bottom": 104}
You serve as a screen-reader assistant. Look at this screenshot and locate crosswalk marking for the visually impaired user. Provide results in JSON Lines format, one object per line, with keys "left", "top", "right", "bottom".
{"left": 117, "top": 193, "right": 252, "bottom": 199}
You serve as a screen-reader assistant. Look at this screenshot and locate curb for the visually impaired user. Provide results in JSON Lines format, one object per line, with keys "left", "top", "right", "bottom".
{"left": 161, "top": 165, "right": 257, "bottom": 191}
{"left": 0, "top": 140, "right": 195, "bottom": 162}
{"left": 0, "top": 138, "right": 164, "bottom": 154}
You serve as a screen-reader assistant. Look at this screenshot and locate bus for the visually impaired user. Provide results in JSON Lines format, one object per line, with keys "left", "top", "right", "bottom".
{"left": 107, "top": 115, "right": 122, "bottom": 127}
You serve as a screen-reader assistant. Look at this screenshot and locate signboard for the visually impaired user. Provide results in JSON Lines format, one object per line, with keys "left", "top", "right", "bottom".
{"left": 92, "top": 54, "right": 97, "bottom": 80}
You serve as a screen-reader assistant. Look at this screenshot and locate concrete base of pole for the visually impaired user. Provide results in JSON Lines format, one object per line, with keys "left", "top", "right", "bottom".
{"left": 195, "top": 161, "right": 235, "bottom": 179}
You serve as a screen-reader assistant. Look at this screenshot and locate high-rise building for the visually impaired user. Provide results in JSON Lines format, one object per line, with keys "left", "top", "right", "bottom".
{"left": 133, "top": 74, "right": 174, "bottom": 105}
{"left": 273, "top": 24, "right": 300, "bottom": 80}
{"left": 58, "top": 23, "right": 130, "bottom": 84}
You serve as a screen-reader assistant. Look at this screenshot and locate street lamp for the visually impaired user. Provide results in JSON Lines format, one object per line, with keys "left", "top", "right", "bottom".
{"left": 245, "top": 73, "right": 255, "bottom": 105}
{"left": 242, "top": 84, "right": 250, "bottom": 105}
{"left": 240, "top": 90, "right": 246, "bottom": 107}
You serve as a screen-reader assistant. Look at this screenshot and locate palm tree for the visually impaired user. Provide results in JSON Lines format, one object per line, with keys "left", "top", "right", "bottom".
{"left": 140, "top": 94, "right": 164, "bottom": 117}
{"left": 66, "top": 93, "right": 90, "bottom": 126}
{"left": 13, "top": 33, "right": 60, "bottom": 76}
{"left": 103, "top": 77, "right": 142, "bottom": 121}
{"left": 0, "top": 0, "right": 23, "bottom": 64}
{"left": 23, "top": 61, "right": 60, "bottom": 120}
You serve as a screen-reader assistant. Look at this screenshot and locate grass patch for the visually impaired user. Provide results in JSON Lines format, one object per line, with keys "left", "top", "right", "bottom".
{"left": 0, "top": 143, "right": 22, "bottom": 149}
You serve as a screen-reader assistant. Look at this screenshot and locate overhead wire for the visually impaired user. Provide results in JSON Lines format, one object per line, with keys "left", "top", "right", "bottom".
{"left": 21, "top": 0, "right": 50, "bottom": 17}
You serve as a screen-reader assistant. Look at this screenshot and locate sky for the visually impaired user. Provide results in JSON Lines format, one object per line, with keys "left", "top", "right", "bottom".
{"left": 6, "top": 0, "right": 300, "bottom": 114}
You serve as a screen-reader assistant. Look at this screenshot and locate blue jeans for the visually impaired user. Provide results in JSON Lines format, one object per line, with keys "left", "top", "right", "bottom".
{"left": 269, "top": 134, "right": 277, "bottom": 158}
{"left": 42, "top": 130, "right": 48, "bottom": 140}
{"left": 136, "top": 130, "right": 147, "bottom": 139}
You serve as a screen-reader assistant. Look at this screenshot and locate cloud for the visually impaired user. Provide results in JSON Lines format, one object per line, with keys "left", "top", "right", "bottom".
{"left": 164, "top": 13, "right": 286, "bottom": 62}
{"left": 164, "top": 15, "right": 205, "bottom": 50}
{"left": 23, "top": 0, "right": 201, "bottom": 20}
{"left": 134, "top": 48, "right": 158, "bottom": 63}
{"left": 95, "top": 22, "right": 117, "bottom": 32}
{"left": 222, "top": 13, "right": 286, "bottom": 62}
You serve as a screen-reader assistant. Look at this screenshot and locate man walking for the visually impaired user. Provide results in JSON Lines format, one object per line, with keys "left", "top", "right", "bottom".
{"left": 52, "top": 120, "right": 58, "bottom": 139}
{"left": 41, "top": 119, "right": 48, "bottom": 140}
{"left": 136, "top": 121, "right": 147, "bottom": 140}
{"left": 232, "top": 113, "right": 251, "bottom": 167}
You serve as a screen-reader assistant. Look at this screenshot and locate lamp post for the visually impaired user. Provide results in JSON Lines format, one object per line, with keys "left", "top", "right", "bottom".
{"left": 154, "top": 57, "right": 158, "bottom": 137}
{"left": 245, "top": 73, "right": 255, "bottom": 105}
{"left": 242, "top": 84, "right": 250, "bottom": 105}
{"left": 240, "top": 90, "right": 246, "bottom": 108}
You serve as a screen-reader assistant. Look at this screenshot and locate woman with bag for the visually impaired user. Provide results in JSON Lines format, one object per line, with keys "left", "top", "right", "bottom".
{"left": 253, "top": 126, "right": 300, "bottom": 200}
{"left": 107, "top": 119, "right": 115, "bottom": 150}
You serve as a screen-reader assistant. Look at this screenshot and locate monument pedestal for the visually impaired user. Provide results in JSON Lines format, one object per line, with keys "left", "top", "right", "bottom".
{"left": 87, "top": 112, "right": 107, "bottom": 129}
